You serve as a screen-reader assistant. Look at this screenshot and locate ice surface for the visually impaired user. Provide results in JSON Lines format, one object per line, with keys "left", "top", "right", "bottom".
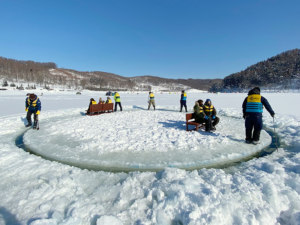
{"left": 23, "top": 110, "right": 271, "bottom": 171}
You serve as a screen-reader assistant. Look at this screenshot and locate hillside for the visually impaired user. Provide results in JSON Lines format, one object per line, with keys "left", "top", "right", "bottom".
{"left": 0, "top": 56, "right": 219, "bottom": 91}
{"left": 213, "top": 49, "right": 300, "bottom": 91}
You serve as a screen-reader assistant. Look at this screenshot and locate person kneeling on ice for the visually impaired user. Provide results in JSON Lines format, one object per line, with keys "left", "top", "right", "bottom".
{"left": 242, "top": 87, "right": 275, "bottom": 144}
{"left": 25, "top": 93, "right": 41, "bottom": 129}
{"left": 203, "top": 99, "right": 220, "bottom": 132}
{"left": 193, "top": 100, "right": 205, "bottom": 124}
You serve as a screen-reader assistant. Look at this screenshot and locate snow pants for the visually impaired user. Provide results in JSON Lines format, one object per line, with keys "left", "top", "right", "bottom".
{"left": 115, "top": 102, "right": 122, "bottom": 111}
{"left": 205, "top": 116, "right": 220, "bottom": 131}
{"left": 180, "top": 100, "right": 187, "bottom": 112}
{"left": 245, "top": 114, "right": 263, "bottom": 141}
{"left": 26, "top": 110, "right": 38, "bottom": 125}
{"left": 148, "top": 100, "right": 155, "bottom": 110}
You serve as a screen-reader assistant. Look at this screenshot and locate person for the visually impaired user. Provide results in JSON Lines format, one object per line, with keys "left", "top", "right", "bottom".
{"left": 87, "top": 98, "right": 97, "bottom": 114}
{"left": 180, "top": 90, "right": 187, "bottom": 112}
{"left": 114, "top": 92, "right": 122, "bottom": 111}
{"left": 193, "top": 99, "right": 205, "bottom": 124}
{"left": 25, "top": 93, "right": 41, "bottom": 129}
{"left": 242, "top": 87, "right": 275, "bottom": 144}
{"left": 148, "top": 91, "right": 155, "bottom": 110}
{"left": 203, "top": 99, "right": 220, "bottom": 132}
{"left": 98, "top": 97, "right": 104, "bottom": 104}
{"left": 106, "top": 97, "right": 112, "bottom": 103}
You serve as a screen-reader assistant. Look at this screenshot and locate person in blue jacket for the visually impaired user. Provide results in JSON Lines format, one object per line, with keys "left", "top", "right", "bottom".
{"left": 242, "top": 87, "right": 275, "bottom": 144}
{"left": 25, "top": 93, "right": 41, "bottom": 128}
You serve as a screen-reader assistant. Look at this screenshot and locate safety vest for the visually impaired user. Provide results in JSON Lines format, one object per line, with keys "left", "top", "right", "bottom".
{"left": 204, "top": 105, "right": 214, "bottom": 114}
{"left": 194, "top": 105, "right": 204, "bottom": 114}
{"left": 149, "top": 93, "right": 155, "bottom": 99}
{"left": 91, "top": 100, "right": 97, "bottom": 105}
{"left": 199, "top": 106, "right": 204, "bottom": 113}
{"left": 182, "top": 92, "right": 187, "bottom": 101}
{"left": 107, "top": 99, "right": 112, "bottom": 103}
{"left": 246, "top": 94, "right": 263, "bottom": 113}
{"left": 27, "top": 97, "right": 39, "bottom": 107}
{"left": 114, "top": 93, "right": 121, "bottom": 102}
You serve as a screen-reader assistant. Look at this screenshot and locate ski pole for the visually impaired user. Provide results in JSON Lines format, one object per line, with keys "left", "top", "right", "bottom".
{"left": 273, "top": 116, "right": 278, "bottom": 151}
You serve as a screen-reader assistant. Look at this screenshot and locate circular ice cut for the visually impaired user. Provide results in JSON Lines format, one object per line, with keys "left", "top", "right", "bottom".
{"left": 23, "top": 111, "right": 271, "bottom": 171}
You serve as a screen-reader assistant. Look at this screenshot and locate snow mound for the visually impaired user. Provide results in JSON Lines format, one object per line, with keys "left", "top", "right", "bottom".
{"left": 23, "top": 110, "right": 272, "bottom": 171}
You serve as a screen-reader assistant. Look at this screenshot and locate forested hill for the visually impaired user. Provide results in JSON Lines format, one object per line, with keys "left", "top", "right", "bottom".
{"left": 1, "top": 49, "right": 300, "bottom": 92}
{"left": 211, "top": 49, "right": 300, "bottom": 92}
{"left": 0, "top": 56, "right": 221, "bottom": 91}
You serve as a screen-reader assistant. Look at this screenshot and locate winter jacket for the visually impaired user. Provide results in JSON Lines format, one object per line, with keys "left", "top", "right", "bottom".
{"left": 26, "top": 95, "right": 41, "bottom": 112}
{"left": 181, "top": 92, "right": 187, "bottom": 101}
{"left": 193, "top": 104, "right": 205, "bottom": 122}
{"left": 203, "top": 104, "right": 216, "bottom": 117}
{"left": 149, "top": 93, "right": 155, "bottom": 100}
{"left": 114, "top": 92, "right": 121, "bottom": 102}
{"left": 242, "top": 88, "right": 274, "bottom": 117}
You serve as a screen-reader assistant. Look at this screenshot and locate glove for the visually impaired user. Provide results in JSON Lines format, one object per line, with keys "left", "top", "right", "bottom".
{"left": 36, "top": 110, "right": 40, "bottom": 115}
{"left": 271, "top": 113, "right": 275, "bottom": 118}
{"left": 212, "top": 116, "right": 216, "bottom": 119}
{"left": 25, "top": 108, "right": 28, "bottom": 112}
{"left": 204, "top": 115, "right": 209, "bottom": 120}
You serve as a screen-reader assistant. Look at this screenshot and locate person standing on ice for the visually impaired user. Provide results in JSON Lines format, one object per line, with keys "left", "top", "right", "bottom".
{"left": 180, "top": 90, "right": 187, "bottom": 112}
{"left": 114, "top": 92, "right": 122, "bottom": 111}
{"left": 25, "top": 93, "right": 41, "bottom": 129}
{"left": 203, "top": 99, "right": 220, "bottom": 132}
{"left": 148, "top": 91, "right": 155, "bottom": 110}
{"left": 242, "top": 87, "right": 275, "bottom": 144}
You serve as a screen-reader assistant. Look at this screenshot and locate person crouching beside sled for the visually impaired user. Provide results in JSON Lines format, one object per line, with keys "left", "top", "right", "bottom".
{"left": 203, "top": 99, "right": 220, "bottom": 132}
{"left": 242, "top": 87, "right": 275, "bottom": 144}
{"left": 25, "top": 93, "right": 41, "bottom": 128}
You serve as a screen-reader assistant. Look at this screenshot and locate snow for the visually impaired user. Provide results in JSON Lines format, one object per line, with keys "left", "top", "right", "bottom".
{"left": 0, "top": 89, "right": 300, "bottom": 225}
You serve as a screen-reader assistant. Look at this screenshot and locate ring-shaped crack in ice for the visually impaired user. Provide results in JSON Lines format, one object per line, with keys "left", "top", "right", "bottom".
{"left": 17, "top": 110, "right": 279, "bottom": 172}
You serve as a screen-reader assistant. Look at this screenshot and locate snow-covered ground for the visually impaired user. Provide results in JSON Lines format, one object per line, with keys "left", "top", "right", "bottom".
{"left": 0, "top": 89, "right": 300, "bottom": 225}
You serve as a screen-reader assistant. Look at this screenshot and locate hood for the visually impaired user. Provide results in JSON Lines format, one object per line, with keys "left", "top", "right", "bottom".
{"left": 248, "top": 87, "right": 260, "bottom": 95}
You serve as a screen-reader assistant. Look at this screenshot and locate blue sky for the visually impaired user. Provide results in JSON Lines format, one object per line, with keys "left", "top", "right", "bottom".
{"left": 0, "top": 0, "right": 299, "bottom": 79}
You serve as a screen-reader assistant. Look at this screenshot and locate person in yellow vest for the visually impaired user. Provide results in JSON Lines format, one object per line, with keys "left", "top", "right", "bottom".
{"left": 193, "top": 99, "right": 205, "bottom": 124}
{"left": 203, "top": 99, "right": 219, "bottom": 132}
{"left": 25, "top": 93, "right": 41, "bottom": 129}
{"left": 242, "top": 87, "right": 274, "bottom": 144}
{"left": 106, "top": 97, "right": 112, "bottom": 103}
{"left": 180, "top": 90, "right": 187, "bottom": 112}
{"left": 114, "top": 92, "right": 122, "bottom": 111}
{"left": 87, "top": 98, "right": 97, "bottom": 114}
{"left": 148, "top": 91, "right": 155, "bottom": 110}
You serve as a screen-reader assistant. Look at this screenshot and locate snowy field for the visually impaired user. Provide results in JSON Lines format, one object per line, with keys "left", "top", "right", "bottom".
{"left": 0, "top": 89, "right": 300, "bottom": 225}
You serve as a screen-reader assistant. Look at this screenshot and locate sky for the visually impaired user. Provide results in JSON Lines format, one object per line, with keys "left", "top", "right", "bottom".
{"left": 0, "top": 0, "right": 299, "bottom": 79}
